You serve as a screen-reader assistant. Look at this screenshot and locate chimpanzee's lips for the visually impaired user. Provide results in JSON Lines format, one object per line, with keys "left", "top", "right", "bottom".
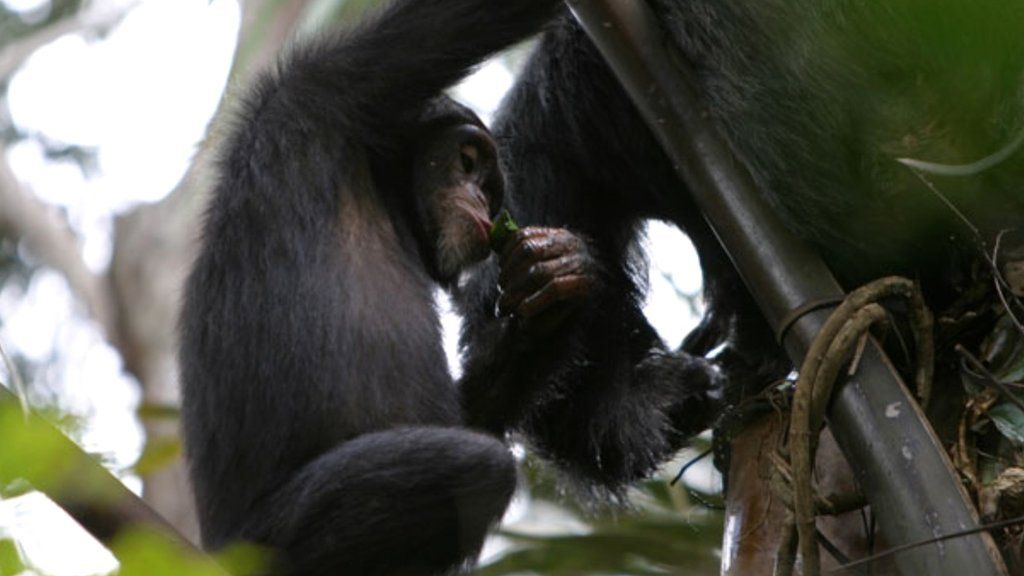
{"left": 471, "top": 215, "right": 492, "bottom": 245}
{"left": 454, "top": 196, "right": 492, "bottom": 245}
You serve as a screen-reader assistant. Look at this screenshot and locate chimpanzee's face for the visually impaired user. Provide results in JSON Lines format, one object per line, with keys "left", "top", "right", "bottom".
{"left": 412, "top": 121, "right": 504, "bottom": 281}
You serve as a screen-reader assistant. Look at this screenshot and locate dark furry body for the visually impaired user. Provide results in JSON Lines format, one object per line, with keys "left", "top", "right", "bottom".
{"left": 456, "top": 2, "right": 1024, "bottom": 475}
{"left": 654, "top": 0, "right": 1024, "bottom": 286}
{"left": 179, "top": 1, "right": 563, "bottom": 574}
{"left": 175, "top": 1, "right": 1024, "bottom": 572}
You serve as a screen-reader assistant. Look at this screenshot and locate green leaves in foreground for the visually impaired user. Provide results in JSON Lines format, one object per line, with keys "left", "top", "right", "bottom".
{"left": 113, "top": 529, "right": 267, "bottom": 576}
{"left": 0, "top": 536, "right": 28, "bottom": 575}
{"left": 0, "top": 402, "right": 76, "bottom": 491}
{"left": 475, "top": 512, "right": 723, "bottom": 576}
{"left": 475, "top": 453, "right": 724, "bottom": 576}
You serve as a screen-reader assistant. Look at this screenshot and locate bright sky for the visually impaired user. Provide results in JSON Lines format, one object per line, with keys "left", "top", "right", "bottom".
{"left": 1, "top": 1, "right": 240, "bottom": 573}
{"left": 0, "top": 0, "right": 704, "bottom": 573}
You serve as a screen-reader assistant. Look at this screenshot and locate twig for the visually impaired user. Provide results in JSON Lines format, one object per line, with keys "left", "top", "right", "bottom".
{"left": 792, "top": 303, "right": 888, "bottom": 576}
{"left": 992, "top": 229, "right": 1024, "bottom": 335}
{"left": 897, "top": 125, "right": 1024, "bottom": 177}
{"left": 786, "top": 277, "right": 934, "bottom": 576}
{"left": 686, "top": 490, "right": 725, "bottom": 511}
{"left": 817, "top": 530, "right": 852, "bottom": 567}
{"left": 905, "top": 164, "right": 1024, "bottom": 336}
{"left": 670, "top": 447, "right": 711, "bottom": 485}
{"left": 775, "top": 520, "right": 798, "bottom": 576}
{"left": 825, "top": 514, "right": 1024, "bottom": 574}
{"left": 905, "top": 169, "right": 982, "bottom": 242}
{"left": 955, "top": 344, "right": 1024, "bottom": 413}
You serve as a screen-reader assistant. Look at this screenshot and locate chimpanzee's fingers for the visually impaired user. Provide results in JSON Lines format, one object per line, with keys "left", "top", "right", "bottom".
{"left": 498, "top": 253, "right": 591, "bottom": 316}
{"left": 498, "top": 227, "right": 584, "bottom": 287}
{"left": 516, "top": 274, "right": 593, "bottom": 320}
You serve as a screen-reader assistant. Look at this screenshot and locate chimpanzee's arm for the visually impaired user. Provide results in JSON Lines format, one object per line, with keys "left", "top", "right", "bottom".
{"left": 456, "top": 14, "right": 785, "bottom": 488}
{"left": 246, "top": 0, "right": 560, "bottom": 152}
{"left": 454, "top": 15, "right": 713, "bottom": 488}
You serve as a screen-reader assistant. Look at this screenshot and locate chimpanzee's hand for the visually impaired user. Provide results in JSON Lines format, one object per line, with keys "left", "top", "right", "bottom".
{"left": 497, "top": 227, "right": 600, "bottom": 333}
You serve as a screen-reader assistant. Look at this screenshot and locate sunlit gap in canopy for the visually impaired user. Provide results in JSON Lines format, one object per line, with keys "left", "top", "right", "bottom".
{"left": 6, "top": 0, "right": 240, "bottom": 213}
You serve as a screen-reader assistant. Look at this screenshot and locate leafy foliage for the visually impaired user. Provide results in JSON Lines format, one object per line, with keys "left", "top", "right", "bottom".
{"left": 477, "top": 512, "right": 722, "bottom": 576}
{"left": 113, "top": 529, "right": 265, "bottom": 576}
{"left": 989, "top": 403, "right": 1024, "bottom": 447}
{"left": 476, "top": 451, "right": 723, "bottom": 576}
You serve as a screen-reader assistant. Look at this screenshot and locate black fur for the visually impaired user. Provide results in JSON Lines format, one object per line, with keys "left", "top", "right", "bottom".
{"left": 457, "top": 1, "right": 1024, "bottom": 487}
{"left": 651, "top": 0, "right": 1024, "bottom": 290}
{"left": 454, "top": 18, "right": 731, "bottom": 487}
{"left": 179, "top": 1, "right": 560, "bottom": 574}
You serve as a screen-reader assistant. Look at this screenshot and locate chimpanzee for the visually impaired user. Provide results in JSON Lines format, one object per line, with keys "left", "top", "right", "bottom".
{"left": 180, "top": 0, "right": 732, "bottom": 569}
{"left": 179, "top": 0, "right": 727, "bottom": 571}
{"left": 455, "top": 1, "right": 1024, "bottom": 486}
{"left": 178, "top": 0, "right": 591, "bottom": 574}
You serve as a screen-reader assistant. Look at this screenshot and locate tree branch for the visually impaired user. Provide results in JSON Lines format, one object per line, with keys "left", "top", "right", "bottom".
{"left": 0, "top": 1, "right": 140, "bottom": 81}
{"left": 0, "top": 144, "right": 118, "bottom": 340}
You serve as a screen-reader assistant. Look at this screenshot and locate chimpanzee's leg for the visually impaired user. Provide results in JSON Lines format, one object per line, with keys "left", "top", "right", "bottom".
{"left": 242, "top": 427, "right": 516, "bottom": 576}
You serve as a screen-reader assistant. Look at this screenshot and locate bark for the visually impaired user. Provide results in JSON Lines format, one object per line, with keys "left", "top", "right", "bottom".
{"left": 721, "top": 416, "right": 897, "bottom": 575}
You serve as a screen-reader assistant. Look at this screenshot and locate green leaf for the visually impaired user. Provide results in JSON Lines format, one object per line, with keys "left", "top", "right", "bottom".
{"left": 989, "top": 402, "right": 1024, "bottom": 446}
{"left": 113, "top": 528, "right": 267, "bottom": 576}
{"left": 995, "top": 347, "right": 1024, "bottom": 384}
{"left": 0, "top": 403, "right": 77, "bottom": 489}
{"left": 984, "top": 314, "right": 1024, "bottom": 383}
{"left": 0, "top": 538, "right": 27, "bottom": 575}
{"left": 133, "top": 436, "right": 182, "bottom": 476}
{"left": 477, "top": 514, "right": 723, "bottom": 575}
{"left": 489, "top": 210, "right": 520, "bottom": 252}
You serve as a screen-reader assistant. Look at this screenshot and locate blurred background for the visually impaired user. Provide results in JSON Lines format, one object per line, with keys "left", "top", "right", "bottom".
{"left": 0, "top": 0, "right": 722, "bottom": 574}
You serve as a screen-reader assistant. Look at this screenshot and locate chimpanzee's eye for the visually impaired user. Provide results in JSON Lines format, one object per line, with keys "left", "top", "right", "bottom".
{"left": 460, "top": 145, "right": 479, "bottom": 173}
